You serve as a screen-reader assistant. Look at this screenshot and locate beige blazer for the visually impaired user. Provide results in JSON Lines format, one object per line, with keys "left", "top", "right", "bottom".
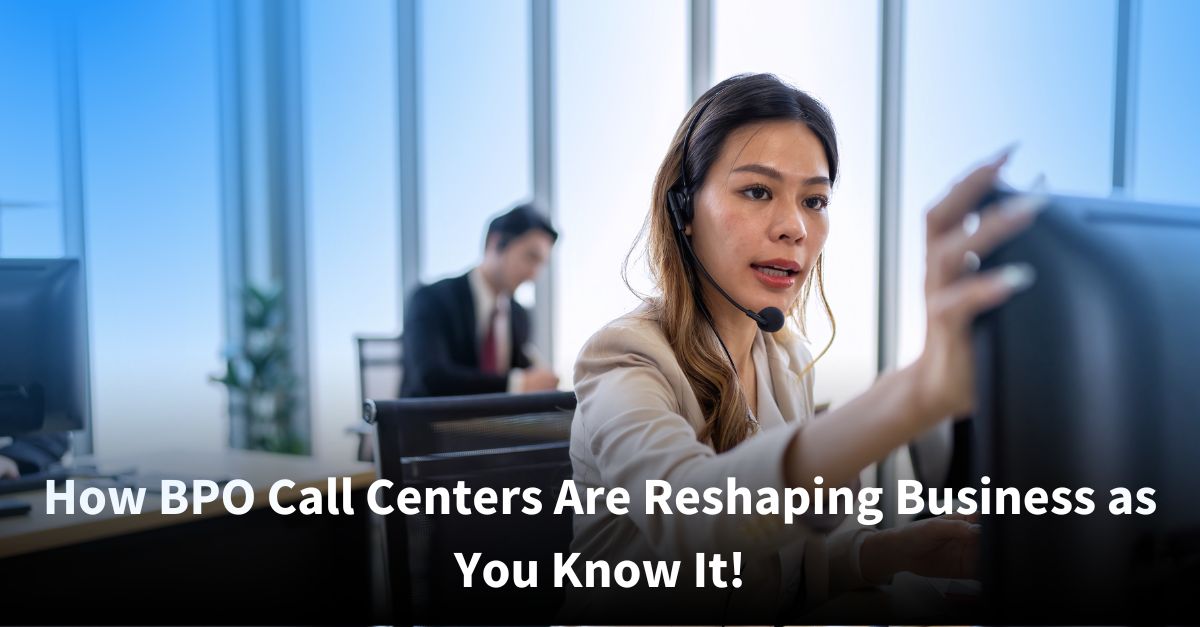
{"left": 563, "top": 304, "right": 871, "bottom": 623}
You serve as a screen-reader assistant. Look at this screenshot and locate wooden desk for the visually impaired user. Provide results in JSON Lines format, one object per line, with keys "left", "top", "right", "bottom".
{"left": 0, "top": 449, "right": 375, "bottom": 558}
{"left": 0, "top": 449, "right": 385, "bottom": 624}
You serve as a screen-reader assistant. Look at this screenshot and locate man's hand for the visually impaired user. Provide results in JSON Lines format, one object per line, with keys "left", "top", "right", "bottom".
{"left": 0, "top": 455, "right": 20, "bottom": 479}
{"left": 519, "top": 367, "right": 560, "bottom": 393}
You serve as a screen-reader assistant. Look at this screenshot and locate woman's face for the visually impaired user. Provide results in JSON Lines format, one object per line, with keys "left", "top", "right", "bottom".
{"left": 688, "top": 119, "right": 831, "bottom": 322}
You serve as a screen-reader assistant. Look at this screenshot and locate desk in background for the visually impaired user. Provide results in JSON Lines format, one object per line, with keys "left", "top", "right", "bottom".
{"left": 0, "top": 450, "right": 385, "bottom": 624}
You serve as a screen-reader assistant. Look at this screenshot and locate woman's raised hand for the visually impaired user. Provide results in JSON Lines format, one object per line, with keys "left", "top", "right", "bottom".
{"left": 910, "top": 151, "right": 1044, "bottom": 424}
{"left": 782, "top": 152, "right": 1044, "bottom": 493}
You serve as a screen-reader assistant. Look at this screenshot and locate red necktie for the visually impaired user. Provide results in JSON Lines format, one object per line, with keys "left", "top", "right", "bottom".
{"left": 480, "top": 306, "right": 499, "bottom": 374}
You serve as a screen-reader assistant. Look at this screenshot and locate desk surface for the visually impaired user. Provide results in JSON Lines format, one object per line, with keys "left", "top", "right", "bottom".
{"left": 0, "top": 449, "right": 375, "bottom": 559}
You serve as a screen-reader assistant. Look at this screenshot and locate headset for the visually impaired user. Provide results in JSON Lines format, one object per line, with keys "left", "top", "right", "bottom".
{"left": 667, "top": 96, "right": 787, "bottom": 335}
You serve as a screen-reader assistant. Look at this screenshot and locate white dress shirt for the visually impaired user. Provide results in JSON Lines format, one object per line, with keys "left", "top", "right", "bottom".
{"left": 468, "top": 268, "right": 525, "bottom": 392}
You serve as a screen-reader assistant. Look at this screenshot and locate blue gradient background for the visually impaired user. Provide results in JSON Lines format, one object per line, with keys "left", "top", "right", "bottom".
{"left": 0, "top": 0, "right": 1196, "bottom": 461}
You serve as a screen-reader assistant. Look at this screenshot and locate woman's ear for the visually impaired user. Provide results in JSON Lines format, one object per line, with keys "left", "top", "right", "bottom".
{"left": 684, "top": 224, "right": 693, "bottom": 236}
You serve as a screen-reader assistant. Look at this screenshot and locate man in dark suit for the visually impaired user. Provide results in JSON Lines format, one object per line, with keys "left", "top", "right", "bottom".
{"left": 401, "top": 204, "right": 560, "bottom": 397}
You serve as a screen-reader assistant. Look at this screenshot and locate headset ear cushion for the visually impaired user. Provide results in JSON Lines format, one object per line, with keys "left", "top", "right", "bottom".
{"left": 667, "top": 187, "right": 691, "bottom": 231}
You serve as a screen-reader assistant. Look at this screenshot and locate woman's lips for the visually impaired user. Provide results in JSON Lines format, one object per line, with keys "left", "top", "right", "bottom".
{"left": 751, "top": 263, "right": 798, "bottom": 289}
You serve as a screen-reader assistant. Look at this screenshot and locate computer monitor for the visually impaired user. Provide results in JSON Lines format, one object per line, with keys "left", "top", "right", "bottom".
{"left": 0, "top": 258, "right": 90, "bottom": 437}
{"left": 973, "top": 192, "right": 1200, "bottom": 622}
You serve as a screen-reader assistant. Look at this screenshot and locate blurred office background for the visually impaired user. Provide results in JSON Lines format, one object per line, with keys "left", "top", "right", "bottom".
{"left": 1, "top": 0, "right": 1196, "bottom": 462}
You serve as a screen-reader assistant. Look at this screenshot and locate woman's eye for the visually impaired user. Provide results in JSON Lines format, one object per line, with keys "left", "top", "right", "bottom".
{"left": 741, "top": 185, "right": 772, "bottom": 201}
{"left": 803, "top": 195, "right": 829, "bottom": 211}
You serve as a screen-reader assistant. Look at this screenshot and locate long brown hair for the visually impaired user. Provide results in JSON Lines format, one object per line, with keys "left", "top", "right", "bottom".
{"left": 624, "top": 73, "right": 838, "bottom": 453}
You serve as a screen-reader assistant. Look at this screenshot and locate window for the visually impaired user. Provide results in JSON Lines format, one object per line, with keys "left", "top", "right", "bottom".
{"left": 304, "top": 0, "right": 399, "bottom": 458}
{"left": 0, "top": 2, "right": 63, "bottom": 258}
{"left": 898, "top": 0, "right": 1117, "bottom": 364}
{"left": 552, "top": 0, "right": 689, "bottom": 379}
{"left": 1130, "top": 0, "right": 1200, "bottom": 206}
{"left": 419, "top": 0, "right": 532, "bottom": 285}
{"left": 74, "top": 0, "right": 225, "bottom": 456}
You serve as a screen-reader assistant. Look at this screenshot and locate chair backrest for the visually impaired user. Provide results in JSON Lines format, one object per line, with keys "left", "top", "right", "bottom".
{"left": 365, "top": 391, "right": 577, "bottom": 624}
{"left": 355, "top": 334, "right": 404, "bottom": 407}
{"left": 351, "top": 335, "right": 403, "bottom": 461}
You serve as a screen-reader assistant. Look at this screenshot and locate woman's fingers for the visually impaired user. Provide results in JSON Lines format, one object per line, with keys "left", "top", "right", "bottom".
{"left": 927, "top": 264, "right": 1037, "bottom": 327}
{"left": 961, "top": 194, "right": 1044, "bottom": 258}
{"left": 925, "top": 152, "right": 1009, "bottom": 240}
{"left": 927, "top": 194, "right": 1045, "bottom": 290}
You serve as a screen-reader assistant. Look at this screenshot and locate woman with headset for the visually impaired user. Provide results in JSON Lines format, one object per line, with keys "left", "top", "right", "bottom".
{"left": 564, "top": 73, "right": 1040, "bottom": 622}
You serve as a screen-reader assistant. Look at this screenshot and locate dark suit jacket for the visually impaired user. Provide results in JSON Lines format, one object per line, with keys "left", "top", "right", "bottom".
{"left": 400, "top": 272, "right": 532, "bottom": 397}
{"left": 0, "top": 432, "right": 69, "bottom": 474}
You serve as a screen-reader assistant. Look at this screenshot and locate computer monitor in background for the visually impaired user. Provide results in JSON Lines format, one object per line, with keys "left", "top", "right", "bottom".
{"left": 0, "top": 259, "right": 90, "bottom": 437}
{"left": 973, "top": 193, "right": 1200, "bottom": 621}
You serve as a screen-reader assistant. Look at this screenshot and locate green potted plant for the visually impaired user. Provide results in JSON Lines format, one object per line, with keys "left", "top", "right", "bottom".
{"left": 210, "top": 283, "right": 307, "bottom": 454}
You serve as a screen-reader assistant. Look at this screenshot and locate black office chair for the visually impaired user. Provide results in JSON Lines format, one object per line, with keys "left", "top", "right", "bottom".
{"left": 349, "top": 334, "right": 404, "bottom": 461}
{"left": 364, "top": 391, "right": 577, "bottom": 624}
